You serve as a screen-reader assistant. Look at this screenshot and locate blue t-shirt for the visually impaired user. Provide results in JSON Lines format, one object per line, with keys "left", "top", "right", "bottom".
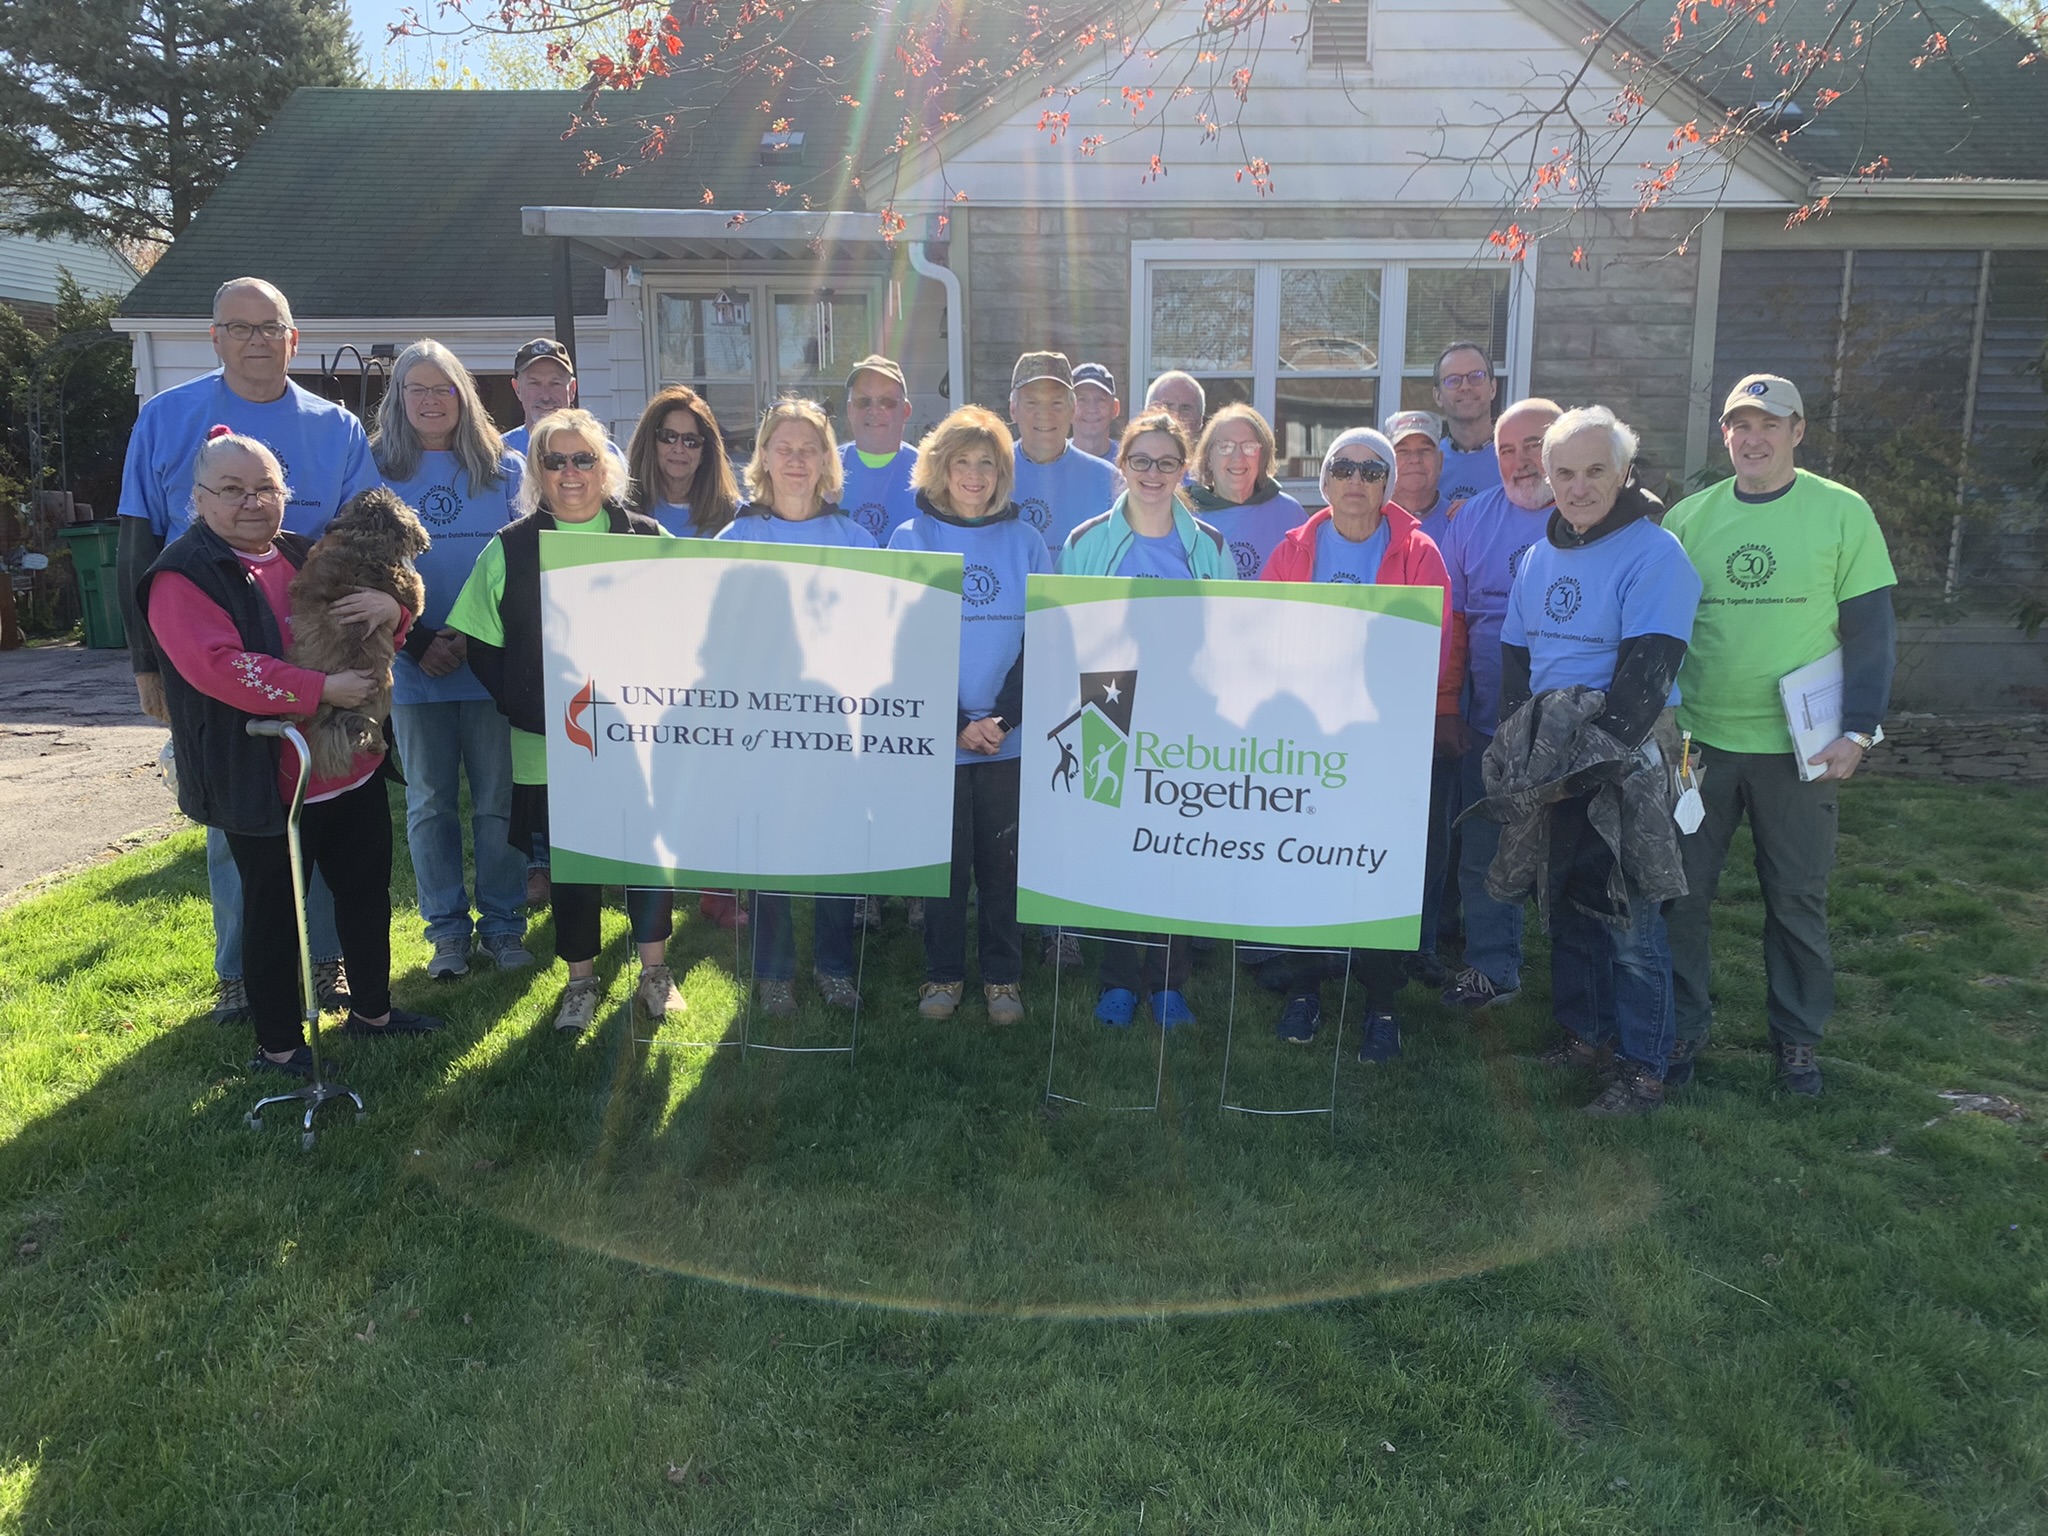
{"left": 503, "top": 425, "right": 627, "bottom": 470}
{"left": 1013, "top": 444, "right": 1120, "bottom": 552}
{"left": 1115, "top": 530, "right": 1195, "bottom": 579}
{"left": 889, "top": 512, "right": 1052, "bottom": 765}
{"left": 1503, "top": 516, "right": 1703, "bottom": 704}
{"left": 649, "top": 500, "right": 700, "bottom": 538}
{"left": 1311, "top": 517, "right": 1392, "bottom": 584}
{"left": 838, "top": 443, "right": 920, "bottom": 544}
{"left": 1439, "top": 485, "right": 1555, "bottom": 736}
{"left": 1439, "top": 438, "right": 1503, "bottom": 506}
{"left": 118, "top": 371, "right": 379, "bottom": 541}
{"left": 713, "top": 504, "right": 879, "bottom": 549}
{"left": 1204, "top": 492, "right": 1309, "bottom": 581}
{"left": 383, "top": 449, "right": 524, "bottom": 706}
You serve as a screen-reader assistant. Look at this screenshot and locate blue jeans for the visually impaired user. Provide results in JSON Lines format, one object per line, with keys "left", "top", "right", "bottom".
{"left": 390, "top": 699, "right": 527, "bottom": 945}
{"left": 1550, "top": 899, "right": 1675, "bottom": 1077}
{"left": 1457, "top": 735, "right": 1524, "bottom": 989}
{"left": 749, "top": 893, "right": 857, "bottom": 981}
{"left": 207, "top": 824, "right": 339, "bottom": 978}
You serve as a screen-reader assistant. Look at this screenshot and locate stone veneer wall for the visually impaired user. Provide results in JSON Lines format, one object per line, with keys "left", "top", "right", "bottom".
{"left": 1861, "top": 714, "right": 2048, "bottom": 785}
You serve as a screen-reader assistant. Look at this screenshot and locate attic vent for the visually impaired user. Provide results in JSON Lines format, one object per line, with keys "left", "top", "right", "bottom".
{"left": 760, "top": 130, "right": 805, "bottom": 166}
{"left": 1309, "top": 0, "right": 1370, "bottom": 68}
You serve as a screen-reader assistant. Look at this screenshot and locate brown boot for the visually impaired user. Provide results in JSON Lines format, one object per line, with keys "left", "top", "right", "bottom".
{"left": 1582, "top": 1060, "right": 1665, "bottom": 1117}
{"left": 1531, "top": 1030, "right": 1611, "bottom": 1072}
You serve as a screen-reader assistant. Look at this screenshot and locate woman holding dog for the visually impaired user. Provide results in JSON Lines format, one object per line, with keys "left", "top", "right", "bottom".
{"left": 142, "top": 428, "right": 442, "bottom": 1077}
{"left": 372, "top": 340, "right": 533, "bottom": 983}
{"left": 446, "top": 408, "right": 685, "bottom": 1035}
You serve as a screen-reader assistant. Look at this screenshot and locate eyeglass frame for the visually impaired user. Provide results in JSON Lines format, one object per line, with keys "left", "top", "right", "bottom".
{"left": 1124, "top": 453, "right": 1186, "bottom": 475}
{"left": 195, "top": 480, "right": 289, "bottom": 506}
{"left": 1436, "top": 367, "right": 1494, "bottom": 390}
{"left": 212, "top": 320, "right": 293, "bottom": 343}
{"left": 653, "top": 428, "right": 707, "bottom": 450}
{"left": 1324, "top": 458, "right": 1389, "bottom": 484}
{"left": 538, "top": 452, "right": 602, "bottom": 472}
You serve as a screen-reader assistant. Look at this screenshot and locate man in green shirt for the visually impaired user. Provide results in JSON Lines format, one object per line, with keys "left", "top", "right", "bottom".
{"left": 1662, "top": 374, "right": 1898, "bottom": 1097}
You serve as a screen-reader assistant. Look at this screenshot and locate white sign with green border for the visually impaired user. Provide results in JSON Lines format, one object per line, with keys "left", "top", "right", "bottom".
{"left": 1016, "top": 576, "right": 1441, "bottom": 948}
{"left": 539, "top": 534, "right": 962, "bottom": 894}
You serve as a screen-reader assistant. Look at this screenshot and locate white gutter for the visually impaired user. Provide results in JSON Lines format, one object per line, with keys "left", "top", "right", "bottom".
{"left": 521, "top": 207, "right": 906, "bottom": 243}
{"left": 906, "top": 242, "right": 964, "bottom": 412}
{"left": 1806, "top": 177, "right": 2048, "bottom": 205}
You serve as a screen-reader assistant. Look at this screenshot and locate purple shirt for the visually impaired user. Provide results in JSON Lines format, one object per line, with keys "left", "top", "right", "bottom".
{"left": 1439, "top": 485, "right": 1555, "bottom": 735}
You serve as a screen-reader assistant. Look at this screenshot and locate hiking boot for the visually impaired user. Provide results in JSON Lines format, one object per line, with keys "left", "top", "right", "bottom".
{"left": 814, "top": 970, "right": 860, "bottom": 1011}
{"left": 984, "top": 983, "right": 1025, "bottom": 1026}
{"left": 1044, "top": 931, "right": 1083, "bottom": 969}
{"left": 553, "top": 977, "right": 602, "bottom": 1033}
{"left": 1663, "top": 1035, "right": 1704, "bottom": 1090}
{"left": 1150, "top": 990, "right": 1195, "bottom": 1030}
{"left": 1356, "top": 1009, "right": 1403, "bottom": 1063}
{"left": 755, "top": 979, "right": 798, "bottom": 1018}
{"left": 1094, "top": 987, "right": 1137, "bottom": 1027}
{"left": 1406, "top": 950, "right": 1449, "bottom": 989}
{"left": 213, "top": 975, "right": 250, "bottom": 1024}
{"left": 526, "top": 866, "right": 552, "bottom": 909}
{"left": 1275, "top": 993, "right": 1322, "bottom": 1044}
{"left": 1582, "top": 1060, "right": 1665, "bottom": 1117}
{"left": 1777, "top": 1040, "right": 1823, "bottom": 1097}
{"left": 313, "top": 958, "right": 351, "bottom": 1012}
{"left": 1442, "top": 965, "right": 1518, "bottom": 1011}
{"left": 1531, "top": 1030, "right": 1611, "bottom": 1072}
{"left": 635, "top": 962, "right": 685, "bottom": 1020}
{"left": 906, "top": 898, "right": 926, "bottom": 934}
{"left": 918, "top": 981, "right": 964, "bottom": 1021}
{"left": 478, "top": 932, "right": 534, "bottom": 970}
{"left": 426, "top": 935, "right": 470, "bottom": 980}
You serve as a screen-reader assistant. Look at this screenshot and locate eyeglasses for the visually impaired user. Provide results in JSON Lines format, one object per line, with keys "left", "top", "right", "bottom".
{"left": 196, "top": 482, "right": 287, "bottom": 506}
{"left": 539, "top": 452, "right": 601, "bottom": 472}
{"left": 653, "top": 428, "right": 706, "bottom": 449}
{"left": 1125, "top": 454, "right": 1185, "bottom": 474}
{"left": 213, "top": 321, "right": 291, "bottom": 342}
{"left": 1437, "top": 368, "right": 1493, "bottom": 390}
{"left": 403, "top": 383, "right": 458, "bottom": 402}
{"left": 1210, "top": 441, "right": 1260, "bottom": 459}
{"left": 1325, "top": 459, "right": 1389, "bottom": 484}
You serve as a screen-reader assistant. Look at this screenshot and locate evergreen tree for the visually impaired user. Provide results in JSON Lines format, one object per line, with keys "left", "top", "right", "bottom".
{"left": 0, "top": 0, "right": 361, "bottom": 252}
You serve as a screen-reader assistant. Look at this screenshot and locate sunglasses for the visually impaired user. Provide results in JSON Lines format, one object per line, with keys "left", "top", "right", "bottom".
{"left": 653, "top": 428, "right": 706, "bottom": 449}
{"left": 1326, "top": 459, "right": 1389, "bottom": 483}
{"left": 1125, "top": 454, "right": 1186, "bottom": 475}
{"left": 539, "top": 452, "right": 601, "bottom": 472}
{"left": 1437, "top": 368, "right": 1493, "bottom": 390}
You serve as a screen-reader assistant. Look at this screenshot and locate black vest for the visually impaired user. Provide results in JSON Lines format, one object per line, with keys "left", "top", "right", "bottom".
{"left": 138, "top": 523, "right": 313, "bottom": 837}
{"left": 489, "top": 503, "right": 663, "bottom": 736}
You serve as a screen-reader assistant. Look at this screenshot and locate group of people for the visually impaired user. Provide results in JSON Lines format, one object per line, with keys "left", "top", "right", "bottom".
{"left": 118, "top": 276, "right": 1897, "bottom": 1116}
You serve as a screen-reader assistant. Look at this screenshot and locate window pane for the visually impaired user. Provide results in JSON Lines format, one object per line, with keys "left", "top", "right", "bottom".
{"left": 655, "top": 292, "right": 757, "bottom": 445}
{"left": 1274, "top": 377, "right": 1378, "bottom": 481}
{"left": 1404, "top": 269, "right": 1510, "bottom": 373}
{"left": 1279, "top": 268, "right": 1380, "bottom": 371}
{"left": 1150, "top": 268, "right": 1255, "bottom": 373}
{"left": 774, "top": 292, "right": 873, "bottom": 415}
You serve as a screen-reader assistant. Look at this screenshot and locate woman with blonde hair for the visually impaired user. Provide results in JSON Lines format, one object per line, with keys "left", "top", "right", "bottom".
{"left": 1188, "top": 403, "right": 1308, "bottom": 581}
{"left": 626, "top": 384, "right": 740, "bottom": 538}
{"left": 886, "top": 406, "right": 1050, "bottom": 1025}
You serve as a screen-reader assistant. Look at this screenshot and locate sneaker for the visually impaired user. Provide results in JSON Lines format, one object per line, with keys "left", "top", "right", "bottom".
{"left": 918, "top": 981, "right": 964, "bottom": 1020}
{"left": 248, "top": 1045, "right": 319, "bottom": 1079}
{"left": 1441, "top": 965, "right": 1518, "bottom": 1011}
{"left": 1406, "top": 950, "right": 1449, "bottom": 989}
{"left": 425, "top": 935, "right": 470, "bottom": 980}
{"left": 1531, "top": 1031, "right": 1609, "bottom": 1072}
{"left": 635, "top": 962, "right": 686, "bottom": 1020}
{"left": 1583, "top": 1060, "right": 1665, "bottom": 1117}
{"left": 1663, "top": 1035, "right": 1704, "bottom": 1090}
{"left": 984, "top": 983, "right": 1025, "bottom": 1026}
{"left": 526, "top": 866, "right": 552, "bottom": 909}
{"left": 478, "top": 932, "right": 534, "bottom": 970}
{"left": 1356, "top": 1009, "right": 1403, "bottom": 1063}
{"left": 852, "top": 896, "right": 884, "bottom": 932}
{"left": 1275, "top": 993, "right": 1322, "bottom": 1044}
{"left": 1094, "top": 987, "right": 1137, "bottom": 1027}
{"left": 906, "top": 898, "right": 926, "bottom": 934}
{"left": 814, "top": 970, "right": 860, "bottom": 1011}
{"left": 212, "top": 975, "right": 250, "bottom": 1024}
{"left": 756, "top": 978, "right": 798, "bottom": 1018}
{"left": 1044, "top": 932, "right": 1083, "bottom": 969}
{"left": 1150, "top": 990, "right": 1195, "bottom": 1030}
{"left": 553, "top": 976, "right": 602, "bottom": 1033}
{"left": 342, "top": 1006, "right": 444, "bottom": 1036}
{"left": 1776, "top": 1040, "right": 1823, "bottom": 1097}
{"left": 313, "top": 958, "right": 351, "bottom": 1012}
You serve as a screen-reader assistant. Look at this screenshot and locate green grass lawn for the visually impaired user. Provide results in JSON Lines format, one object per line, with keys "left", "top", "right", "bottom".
{"left": 3, "top": 777, "right": 2046, "bottom": 1534}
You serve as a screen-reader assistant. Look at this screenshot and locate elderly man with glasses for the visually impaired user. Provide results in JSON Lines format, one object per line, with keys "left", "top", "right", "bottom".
{"left": 116, "top": 277, "right": 381, "bottom": 1024}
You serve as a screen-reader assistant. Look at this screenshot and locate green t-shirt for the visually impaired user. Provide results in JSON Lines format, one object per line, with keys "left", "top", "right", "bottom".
{"left": 1664, "top": 469, "right": 1897, "bottom": 754}
{"left": 444, "top": 516, "right": 616, "bottom": 785}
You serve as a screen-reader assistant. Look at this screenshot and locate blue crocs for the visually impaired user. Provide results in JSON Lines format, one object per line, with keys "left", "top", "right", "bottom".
{"left": 1150, "top": 990, "right": 1195, "bottom": 1030}
{"left": 1094, "top": 987, "right": 1137, "bottom": 1027}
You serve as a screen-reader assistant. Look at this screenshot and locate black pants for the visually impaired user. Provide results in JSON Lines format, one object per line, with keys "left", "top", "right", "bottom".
{"left": 226, "top": 774, "right": 393, "bottom": 1053}
{"left": 1276, "top": 947, "right": 1408, "bottom": 1013}
{"left": 924, "top": 758, "right": 1023, "bottom": 987}
{"left": 551, "top": 884, "right": 675, "bottom": 966}
{"left": 1100, "top": 933, "right": 1193, "bottom": 997}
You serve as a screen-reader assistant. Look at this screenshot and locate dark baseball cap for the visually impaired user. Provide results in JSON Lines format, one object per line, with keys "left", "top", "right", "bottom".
{"left": 1011, "top": 350, "right": 1074, "bottom": 393}
{"left": 513, "top": 338, "right": 575, "bottom": 377}
{"left": 1072, "top": 362, "right": 1117, "bottom": 397}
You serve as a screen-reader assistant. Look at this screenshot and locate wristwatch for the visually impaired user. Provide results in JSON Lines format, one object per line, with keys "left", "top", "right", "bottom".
{"left": 990, "top": 715, "right": 1013, "bottom": 734}
{"left": 1843, "top": 730, "right": 1876, "bottom": 750}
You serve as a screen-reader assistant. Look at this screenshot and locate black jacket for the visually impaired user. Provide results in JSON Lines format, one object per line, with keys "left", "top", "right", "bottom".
{"left": 138, "top": 522, "right": 313, "bottom": 837}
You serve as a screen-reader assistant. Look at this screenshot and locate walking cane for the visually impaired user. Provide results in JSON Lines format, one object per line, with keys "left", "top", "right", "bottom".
{"left": 242, "top": 719, "right": 366, "bottom": 1149}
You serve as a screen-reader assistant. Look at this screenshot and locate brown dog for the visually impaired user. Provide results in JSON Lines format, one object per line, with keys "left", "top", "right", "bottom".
{"left": 287, "top": 487, "right": 430, "bottom": 780}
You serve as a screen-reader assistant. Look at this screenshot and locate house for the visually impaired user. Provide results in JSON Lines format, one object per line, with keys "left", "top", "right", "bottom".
{"left": 0, "top": 225, "right": 137, "bottom": 326}
{"left": 114, "top": 0, "right": 2047, "bottom": 626}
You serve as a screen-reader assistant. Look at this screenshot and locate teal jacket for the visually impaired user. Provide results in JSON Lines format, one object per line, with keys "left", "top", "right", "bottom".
{"left": 1056, "top": 496, "right": 1232, "bottom": 579}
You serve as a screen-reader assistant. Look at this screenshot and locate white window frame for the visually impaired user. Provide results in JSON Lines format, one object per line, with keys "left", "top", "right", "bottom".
{"left": 1128, "top": 239, "right": 1536, "bottom": 453}
{"left": 643, "top": 276, "right": 886, "bottom": 419}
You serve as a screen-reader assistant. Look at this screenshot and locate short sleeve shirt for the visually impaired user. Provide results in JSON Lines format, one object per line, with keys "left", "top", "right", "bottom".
{"left": 838, "top": 443, "right": 920, "bottom": 544}
{"left": 1013, "top": 444, "right": 1120, "bottom": 552}
{"left": 1503, "top": 517, "right": 1703, "bottom": 703}
{"left": 1115, "top": 530, "right": 1195, "bottom": 579}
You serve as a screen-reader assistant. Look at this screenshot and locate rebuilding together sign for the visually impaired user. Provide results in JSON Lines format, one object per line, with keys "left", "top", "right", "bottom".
{"left": 541, "top": 540, "right": 1440, "bottom": 942}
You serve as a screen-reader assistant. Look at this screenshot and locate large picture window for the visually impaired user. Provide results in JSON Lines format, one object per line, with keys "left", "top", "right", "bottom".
{"left": 1134, "top": 242, "right": 1529, "bottom": 482}
{"left": 651, "top": 282, "right": 877, "bottom": 448}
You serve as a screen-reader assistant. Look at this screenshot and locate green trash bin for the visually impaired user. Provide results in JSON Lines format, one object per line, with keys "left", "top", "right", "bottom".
{"left": 58, "top": 521, "right": 126, "bottom": 650}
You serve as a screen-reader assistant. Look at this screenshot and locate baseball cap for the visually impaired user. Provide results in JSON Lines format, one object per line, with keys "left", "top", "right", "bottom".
{"left": 1721, "top": 373, "right": 1803, "bottom": 421}
{"left": 1383, "top": 408, "right": 1445, "bottom": 446}
{"left": 1011, "top": 351, "right": 1075, "bottom": 393}
{"left": 1072, "top": 362, "right": 1117, "bottom": 397}
{"left": 513, "top": 337, "right": 575, "bottom": 377}
{"left": 844, "top": 354, "right": 907, "bottom": 398}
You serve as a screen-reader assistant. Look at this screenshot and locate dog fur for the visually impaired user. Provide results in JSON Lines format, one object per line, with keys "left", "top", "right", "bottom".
{"left": 286, "top": 487, "right": 430, "bottom": 780}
